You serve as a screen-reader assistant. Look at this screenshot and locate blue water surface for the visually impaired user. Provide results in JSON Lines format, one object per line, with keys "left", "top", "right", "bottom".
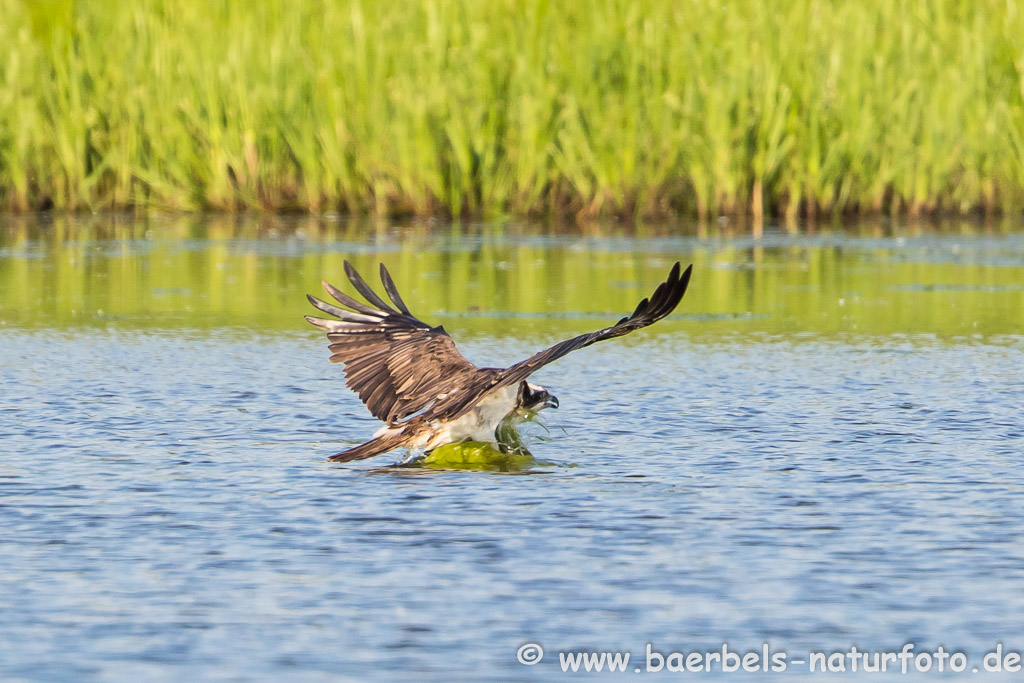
{"left": 2, "top": 221, "right": 1023, "bottom": 680}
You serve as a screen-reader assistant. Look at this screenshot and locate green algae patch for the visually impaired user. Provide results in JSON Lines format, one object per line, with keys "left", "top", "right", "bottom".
{"left": 420, "top": 441, "right": 536, "bottom": 472}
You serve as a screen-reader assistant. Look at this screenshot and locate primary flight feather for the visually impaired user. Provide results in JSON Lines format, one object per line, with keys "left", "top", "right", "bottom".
{"left": 306, "top": 261, "right": 693, "bottom": 462}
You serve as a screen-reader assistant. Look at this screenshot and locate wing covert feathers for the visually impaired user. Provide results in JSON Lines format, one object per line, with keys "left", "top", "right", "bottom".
{"left": 306, "top": 261, "right": 482, "bottom": 425}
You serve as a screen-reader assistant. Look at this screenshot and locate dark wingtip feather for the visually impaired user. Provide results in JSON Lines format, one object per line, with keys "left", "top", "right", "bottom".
{"left": 308, "top": 292, "right": 382, "bottom": 322}
{"left": 647, "top": 262, "right": 689, "bottom": 319}
{"left": 307, "top": 293, "right": 345, "bottom": 318}
{"left": 630, "top": 297, "right": 650, "bottom": 319}
{"left": 379, "top": 263, "right": 412, "bottom": 315}
{"left": 344, "top": 261, "right": 397, "bottom": 313}
{"left": 679, "top": 264, "right": 693, "bottom": 294}
{"left": 322, "top": 279, "right": 381, "bottom": 316}
{"left": 666, "top": 264, "right": 692, "bottom": 313}
{"left": 666, "top": 263, "right": 692, "bottom": 315}
{"left": 650, "top": 281, "right": 669, "bottom": 310}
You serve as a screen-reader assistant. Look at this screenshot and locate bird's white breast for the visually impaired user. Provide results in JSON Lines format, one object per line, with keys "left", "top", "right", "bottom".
{"left": 419, "top": 384, "right": 518, "bottom": 450}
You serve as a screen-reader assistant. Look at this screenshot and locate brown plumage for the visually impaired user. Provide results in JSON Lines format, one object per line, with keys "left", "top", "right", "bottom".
{"left": 306, "top": 261, "right": 693, "bottom": 462}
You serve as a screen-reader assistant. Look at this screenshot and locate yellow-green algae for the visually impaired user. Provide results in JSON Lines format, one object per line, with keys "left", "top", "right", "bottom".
{"left": 418, "top": 441, "right": 537, "bottom": 472}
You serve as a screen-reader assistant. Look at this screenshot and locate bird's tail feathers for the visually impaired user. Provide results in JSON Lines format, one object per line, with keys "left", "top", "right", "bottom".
{"left": 328, "top": 431, "right": 408, "bottom": 463}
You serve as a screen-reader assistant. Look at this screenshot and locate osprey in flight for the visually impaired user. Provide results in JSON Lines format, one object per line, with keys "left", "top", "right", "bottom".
{"left": 306, "top": 261, "right": 693, "bottom": 462}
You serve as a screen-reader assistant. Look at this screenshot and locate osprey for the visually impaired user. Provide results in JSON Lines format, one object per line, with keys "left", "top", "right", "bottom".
{"left": 306, "top": 261, "right": 693, "bottom": 462}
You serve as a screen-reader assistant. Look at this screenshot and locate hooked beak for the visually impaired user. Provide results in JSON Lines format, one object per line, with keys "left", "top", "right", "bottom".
{"left": 545, "top": 395, "right": 559, "bottom": 409}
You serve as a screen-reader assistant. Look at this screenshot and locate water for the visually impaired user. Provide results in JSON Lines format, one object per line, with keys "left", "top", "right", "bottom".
{"left": 2, "top": 217, "right": 1024, "bottom": 680}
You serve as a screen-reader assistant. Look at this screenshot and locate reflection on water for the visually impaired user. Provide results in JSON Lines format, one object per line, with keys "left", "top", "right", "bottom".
{"left": 1, "top": 215, "right": 1023, "bottom": 679}
{"left": 2, "top": 215, "right": 1024, "bottom": 337}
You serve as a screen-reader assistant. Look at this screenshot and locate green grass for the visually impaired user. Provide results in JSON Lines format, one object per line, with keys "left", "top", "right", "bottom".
{"left": 2, "top": 0, "right": 1024, "bottom": 223}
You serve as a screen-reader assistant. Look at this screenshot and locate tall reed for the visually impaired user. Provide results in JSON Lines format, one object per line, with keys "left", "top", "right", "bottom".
{"left": 1, "top": 0, "right": 1023, "bottom": 223}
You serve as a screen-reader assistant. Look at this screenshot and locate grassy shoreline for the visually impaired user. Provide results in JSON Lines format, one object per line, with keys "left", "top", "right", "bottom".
{"left": 2, "top": 0, "right": 1024, "bottom": 224}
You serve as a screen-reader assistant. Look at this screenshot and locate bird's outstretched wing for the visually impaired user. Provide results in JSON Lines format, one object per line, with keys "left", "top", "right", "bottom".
{"left": 493, "top": 262, "right": 692, "bottom": 389}
{"left": 401, "top": 261, "right": 692, "bottom": 424}
{"left": 306, "top": 262, "right": 487, "bottom": 425}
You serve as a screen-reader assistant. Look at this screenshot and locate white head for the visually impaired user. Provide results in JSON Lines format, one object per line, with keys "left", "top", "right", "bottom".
{"left": 517, "top": 381, "right": 559, "bottom": 411}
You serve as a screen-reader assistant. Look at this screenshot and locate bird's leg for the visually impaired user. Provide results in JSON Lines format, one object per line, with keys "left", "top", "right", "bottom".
{"left": 396, "top": 447, "right": 426, "bottom": 467}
